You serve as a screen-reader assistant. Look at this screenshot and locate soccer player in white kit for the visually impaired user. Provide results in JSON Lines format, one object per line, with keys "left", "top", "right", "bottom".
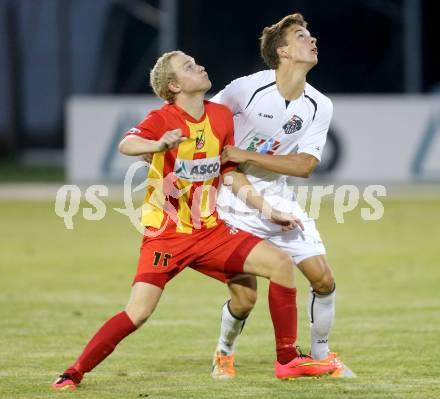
{"left": 210, "top": 13, "right": 355, "bottom": 379}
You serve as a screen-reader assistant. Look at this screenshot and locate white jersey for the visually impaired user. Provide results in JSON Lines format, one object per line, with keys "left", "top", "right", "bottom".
{"left": 211, "top": 69, "right": 333, "bottom": 234}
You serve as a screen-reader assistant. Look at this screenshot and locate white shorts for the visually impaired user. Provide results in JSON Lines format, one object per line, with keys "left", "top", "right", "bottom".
{"left": 218, "top": 207, "right": 326, "bottom": 265}
{"left": 265, "top": 218, "right": 326, "bottom": 264}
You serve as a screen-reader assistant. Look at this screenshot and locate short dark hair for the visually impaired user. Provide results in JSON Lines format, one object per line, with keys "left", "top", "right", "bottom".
{"left": 260, "top": 13, "right": 308, "bottom": 69}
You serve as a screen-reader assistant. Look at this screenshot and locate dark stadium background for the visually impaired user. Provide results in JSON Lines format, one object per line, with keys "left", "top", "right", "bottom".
{"left": 0, "top": 0, "right": 438, "bottom": 158}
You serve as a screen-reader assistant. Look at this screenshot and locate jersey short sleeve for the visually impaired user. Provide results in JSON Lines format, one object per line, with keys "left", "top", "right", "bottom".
{"left": 210, "top": 76, "right": 251, "bottom": 115}
{"left": 124, "top": 111, "right": 167, "bottom": 140}
{"left": 297, "top": 97, "right": 333, "bottom": 161}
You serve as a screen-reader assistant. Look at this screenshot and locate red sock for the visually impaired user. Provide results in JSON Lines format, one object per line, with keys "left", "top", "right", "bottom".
{"left": 65, "top": 311, "right": 137, "bottom": 382}
{"left": 268, "top": 281, "right": 299, "bottom": 365}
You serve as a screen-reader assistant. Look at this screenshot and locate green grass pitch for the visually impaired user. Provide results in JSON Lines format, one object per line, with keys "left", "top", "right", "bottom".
{"left": 1, "top": 198, "right": 439, "bottom": 398}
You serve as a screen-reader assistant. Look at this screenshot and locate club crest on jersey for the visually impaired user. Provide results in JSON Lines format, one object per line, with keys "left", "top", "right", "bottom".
{"left": 283, "top": 115, "right": 303, "bottom": 135}
{"left": 195, "top": 129, "right": 205, "bottom": 149}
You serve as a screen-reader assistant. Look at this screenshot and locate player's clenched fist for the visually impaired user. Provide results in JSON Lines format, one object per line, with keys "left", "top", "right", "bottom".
{"left": 158, "top": 129, "right": 186, "bottom": 151}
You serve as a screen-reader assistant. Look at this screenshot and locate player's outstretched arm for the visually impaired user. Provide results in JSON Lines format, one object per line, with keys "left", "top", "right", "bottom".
{"left": 222, "top": 145, "right": 318, "bottom": 178}
{"left": 119, "top": 129, "right": 186, "bottom": 156}
{"left": 222, "top": 169, "right": 303, "bottom": 231}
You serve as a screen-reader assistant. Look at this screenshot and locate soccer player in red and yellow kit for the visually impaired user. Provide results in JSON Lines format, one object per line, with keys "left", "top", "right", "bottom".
{"left": 52, "top": 51, "right": 336, "bottom": 390}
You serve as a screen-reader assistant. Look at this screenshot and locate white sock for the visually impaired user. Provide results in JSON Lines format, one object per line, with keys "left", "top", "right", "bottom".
{"left": 216, "top": 301, "right": 247, "bottom": 355}
{"left": 308, "top": 286, "right": 336, "bottom": 360}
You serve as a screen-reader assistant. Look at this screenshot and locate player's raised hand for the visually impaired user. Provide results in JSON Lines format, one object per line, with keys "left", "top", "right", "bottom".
{"left": 158, "top": 129, "right": 186, "bottom": 151}
{"left": 270, "top": 208, "right": 304, "bottom": 231}
{"left": 221, "top": 145, "right": 249, "bottom": 164}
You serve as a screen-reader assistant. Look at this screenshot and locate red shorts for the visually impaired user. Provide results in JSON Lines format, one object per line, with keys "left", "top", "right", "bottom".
{"left": 133, "top": 221, "right": 262, "bottom": 289}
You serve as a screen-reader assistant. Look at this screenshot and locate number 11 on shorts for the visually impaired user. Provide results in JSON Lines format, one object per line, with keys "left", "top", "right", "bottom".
{"left": 153, "top": 251, "right": 172, "bottom": 267}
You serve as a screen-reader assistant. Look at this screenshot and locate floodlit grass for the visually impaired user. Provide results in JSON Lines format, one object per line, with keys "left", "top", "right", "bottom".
{"left": 0, "top": 198, "right": 439, "bottom": 398}
{"left": 0, "top": 158, "right": 64, "bottom": 182}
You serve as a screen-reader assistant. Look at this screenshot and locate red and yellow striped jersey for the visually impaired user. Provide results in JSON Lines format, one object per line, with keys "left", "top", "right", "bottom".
{"left": 126, "top": 101, "right": 236, "bottom": 234}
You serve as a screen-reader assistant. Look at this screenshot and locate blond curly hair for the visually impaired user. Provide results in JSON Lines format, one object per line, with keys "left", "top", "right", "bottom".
{"left": 149, "top": 51, "right": 182, "bottom": 103}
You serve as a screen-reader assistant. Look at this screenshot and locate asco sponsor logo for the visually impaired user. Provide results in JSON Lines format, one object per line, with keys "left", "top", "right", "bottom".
{"left": 174, "top": 156, "right": 221, "bottom": 182}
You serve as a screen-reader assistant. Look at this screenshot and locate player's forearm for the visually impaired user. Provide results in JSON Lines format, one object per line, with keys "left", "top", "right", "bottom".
{"left": 223, "top": 170, "right": 272, "bottom": 218}
{"left": 245, "top": 151, "right": 317, "bottom": 178}
{"left": 119, "top": 135, "right": 162, "bottom": 156}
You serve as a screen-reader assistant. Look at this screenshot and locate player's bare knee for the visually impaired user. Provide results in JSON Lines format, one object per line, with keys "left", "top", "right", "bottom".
{"left": 131, "top": 312, "right": 151, "bottom": 327}
{"left": 312, "top": 272, "right": 335, "bottom": 294}
{"left": 126, "top": 305, "right": 154, "bottom": 327}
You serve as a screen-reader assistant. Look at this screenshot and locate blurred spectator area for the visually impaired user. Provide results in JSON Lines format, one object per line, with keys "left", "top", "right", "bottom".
{"left": 0, "top": 0, "right": 438, "bottom": 160}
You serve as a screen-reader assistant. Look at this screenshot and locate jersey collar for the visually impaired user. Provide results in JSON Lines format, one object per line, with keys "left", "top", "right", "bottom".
{"left": 169, "top": 101, "right": 207, "bottom": 123}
